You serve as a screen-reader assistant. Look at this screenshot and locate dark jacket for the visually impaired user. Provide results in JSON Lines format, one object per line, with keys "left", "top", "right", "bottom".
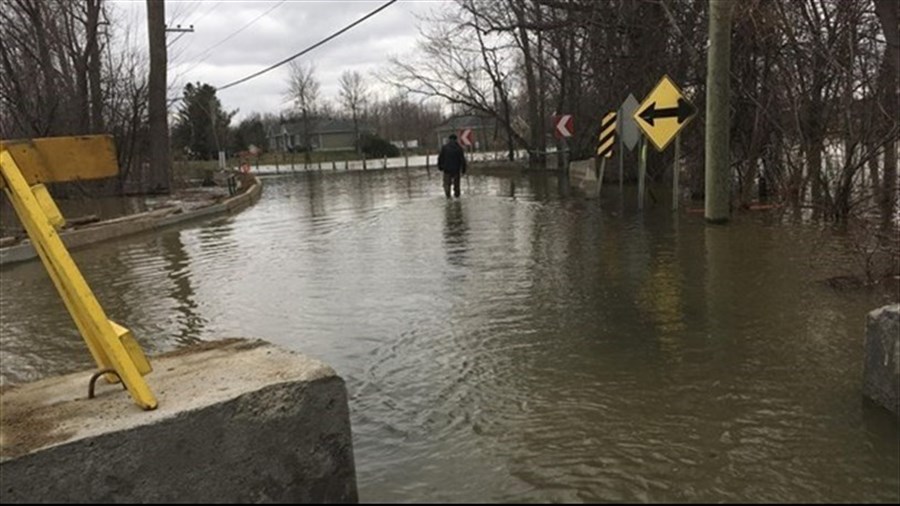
{"left": 438, "top": 140, "right": 467, "bottom": 174}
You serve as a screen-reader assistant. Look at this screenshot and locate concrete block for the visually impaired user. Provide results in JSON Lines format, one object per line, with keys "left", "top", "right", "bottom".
{"left": 862, "top": 304, "right": 900, "bottom": 416}
{"left": 567, "top": 159, "right": 599, "bottom": 196}
{"left": 0, "top": 338, "right": 358, "bottom": 503}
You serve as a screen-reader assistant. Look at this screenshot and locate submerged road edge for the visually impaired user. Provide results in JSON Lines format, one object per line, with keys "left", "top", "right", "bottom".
{"left": 0, "top": 173, "right": 263, "bottom": 267}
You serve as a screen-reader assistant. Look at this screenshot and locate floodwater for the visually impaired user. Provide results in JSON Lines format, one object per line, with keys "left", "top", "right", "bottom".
{"left": 1, "top": 168, "right": 898, "bottom": 503}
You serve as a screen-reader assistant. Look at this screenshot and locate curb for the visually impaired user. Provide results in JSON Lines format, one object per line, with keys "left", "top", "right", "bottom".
{"left": 0, "top": 175, "right": 262, "bottom": 267}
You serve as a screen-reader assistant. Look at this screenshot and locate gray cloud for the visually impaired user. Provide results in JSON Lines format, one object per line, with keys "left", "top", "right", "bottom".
{"left": 110, "top": 0, "right": 447, "bottom": 121}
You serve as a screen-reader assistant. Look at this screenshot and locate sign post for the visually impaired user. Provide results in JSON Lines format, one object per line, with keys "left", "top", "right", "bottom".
{"left": 553, "top": 114, "right": 574, "bottom": 174}
{"left": 0, "top": 136, "right": 157, "bottom": 410}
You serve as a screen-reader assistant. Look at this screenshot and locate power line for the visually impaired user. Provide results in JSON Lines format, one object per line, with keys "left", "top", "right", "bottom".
{"left": 217, "top": 0, "right": 398, "bottom": 92}
{"left": 169, "top": 1, "right": 224, "bottom": 80}
{"left": 191, "top": 0, "right": 224, "bottom": 26}
{"left": 181, "top": 1, "right": 287, "bottom": 75}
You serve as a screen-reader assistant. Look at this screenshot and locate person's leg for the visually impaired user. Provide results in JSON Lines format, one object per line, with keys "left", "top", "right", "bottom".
{"left": 453, "top": 172, "right": 461, "bottom": 197}
{"left": 443, "top": 172, "right": 451, "bottom": 197}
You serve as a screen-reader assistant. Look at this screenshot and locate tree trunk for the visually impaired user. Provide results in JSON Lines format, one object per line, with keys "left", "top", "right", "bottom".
{"left": 875, "top": 0, "right": 898, "bottom": 221}
{"left": 303, "top": 109, "right": 312, "bottom": 165}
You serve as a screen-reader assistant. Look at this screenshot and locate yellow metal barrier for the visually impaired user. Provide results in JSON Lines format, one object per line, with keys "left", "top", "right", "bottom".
{"left": 0, "top": 136, "right": 158, "bottom": 410}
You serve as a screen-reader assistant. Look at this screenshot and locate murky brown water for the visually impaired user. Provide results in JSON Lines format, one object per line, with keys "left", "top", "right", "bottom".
{"left": 1, "top": 169, "right": 898, "bottom": 502}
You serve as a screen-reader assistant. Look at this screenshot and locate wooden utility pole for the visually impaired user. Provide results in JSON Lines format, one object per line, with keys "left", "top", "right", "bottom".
{"left": 147, "top": 0, "right": 171, "bottom": 193}
{"left": 704, "top": 0, "right": 734, "bottom": 223}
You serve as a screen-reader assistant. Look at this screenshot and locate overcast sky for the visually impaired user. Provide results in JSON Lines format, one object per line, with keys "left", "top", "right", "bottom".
{"left": 109, "top": 0, "right": 448, "bottom": 122}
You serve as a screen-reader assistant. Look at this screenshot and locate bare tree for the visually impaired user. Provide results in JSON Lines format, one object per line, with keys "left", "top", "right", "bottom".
{"left": 383, "top": 6, "right": 529, "bottom": 160}
{"left": 339, "top": 70, "right": 368, "bottom": 154}
{"left": 286, "top": 60, "right": 320, "bottom": 163}
{"left": 0, "top": 0, "right": 154, "bottom": 195}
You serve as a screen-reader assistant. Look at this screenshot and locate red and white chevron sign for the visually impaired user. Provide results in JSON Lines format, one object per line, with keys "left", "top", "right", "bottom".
{"left": 458, "top": 128, "right": 473, "bottom": 147}
{"left": 554, "top": 114, "right": 573, "bottom": 139}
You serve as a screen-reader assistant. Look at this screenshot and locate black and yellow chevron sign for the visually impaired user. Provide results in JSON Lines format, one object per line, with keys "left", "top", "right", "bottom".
{"left": 597, "top": 111, "right": 616, "bottom": 158}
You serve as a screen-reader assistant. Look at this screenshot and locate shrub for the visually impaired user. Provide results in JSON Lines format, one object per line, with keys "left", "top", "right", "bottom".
{"left": 360, "top": 133, "right": 399, "bottom": 158}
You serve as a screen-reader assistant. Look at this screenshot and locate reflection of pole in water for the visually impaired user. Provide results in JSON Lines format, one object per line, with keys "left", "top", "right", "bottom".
{"left": 160, "top": 231, "right": 205, "bottom": 347}
{"left": 557, "top": 170, "right": 570, "bottom": 198}
{"left": 703, "top": 224, "right": 729, "bottom": 338}
{"left": 619, "top": 131, "right": 625, "bottom": 193}
{"left": 638, "top": 137, "right": 647, "bottom": 210}
{"left": 596, "top": 156, "right": 607, "bottom": 200}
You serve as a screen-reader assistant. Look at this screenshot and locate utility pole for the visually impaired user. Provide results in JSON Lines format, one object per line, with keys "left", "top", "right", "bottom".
{"left": 704, "top": 0, "right": 734, "bottom": 224}
{"left": 147, "top": 0, "right": 171, "bottom": 193}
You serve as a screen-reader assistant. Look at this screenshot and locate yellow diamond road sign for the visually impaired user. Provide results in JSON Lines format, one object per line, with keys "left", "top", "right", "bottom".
{"left": 634, "top": 75, "right": 697, "bottom": 152}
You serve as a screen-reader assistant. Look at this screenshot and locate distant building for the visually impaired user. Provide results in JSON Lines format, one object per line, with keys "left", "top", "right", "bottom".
{"left": 267, "top": 118, "right": 373, "bottom": 152}
{"left": 390, "top": 139, "right": 419, "bottom": 149}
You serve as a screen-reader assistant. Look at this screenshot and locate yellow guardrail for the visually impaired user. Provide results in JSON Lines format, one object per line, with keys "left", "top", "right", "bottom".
{"left": 0, "top": 135, "right": 157, "bottom": 410}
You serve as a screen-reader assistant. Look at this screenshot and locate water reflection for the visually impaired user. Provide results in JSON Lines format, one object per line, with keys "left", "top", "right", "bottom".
{"left": 442, "top": 200, "right": 468, "bottom": 269}
{"left": 160, "top": 231, "right": 205, "bottom": 347}
{"left": 0, "top": 171, "right": 897, "bottom": 503}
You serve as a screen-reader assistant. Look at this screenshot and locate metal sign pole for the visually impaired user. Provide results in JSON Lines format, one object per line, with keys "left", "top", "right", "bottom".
{"left": 619, "top": 132, "right": 624, "bottom": 193}
{"left": 638, "top": 137, "right": 647, "bottom": 211}
{"left": 673, "top": 133, "right": 681, "bottom": 211}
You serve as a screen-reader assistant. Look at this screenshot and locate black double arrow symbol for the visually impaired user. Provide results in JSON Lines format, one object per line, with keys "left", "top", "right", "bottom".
{"left": 638, "top": 98, "right": 696, "bottom": 127}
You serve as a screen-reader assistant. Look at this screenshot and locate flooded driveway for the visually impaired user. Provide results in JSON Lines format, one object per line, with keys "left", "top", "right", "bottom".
{"left": 1, "top": 169, "right": 898, "bottom": 502}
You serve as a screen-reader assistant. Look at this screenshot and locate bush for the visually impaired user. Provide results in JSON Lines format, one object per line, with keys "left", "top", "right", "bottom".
{"left": 360, "top": 133, "right": 399, "bottom": 158}
{"left": 287, "top": 144, "right": 311, "bottom": 154}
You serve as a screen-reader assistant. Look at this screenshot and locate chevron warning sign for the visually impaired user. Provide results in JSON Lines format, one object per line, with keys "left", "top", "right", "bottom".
{"left": 597, "top": 111, "right": 616, "bottom": 158}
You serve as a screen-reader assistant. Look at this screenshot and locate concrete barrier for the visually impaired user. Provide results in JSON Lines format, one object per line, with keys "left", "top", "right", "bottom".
{"left": 0, "top": 338, "right": 358, "bottom": 503}
{"left": 568, "top": 159, "right": 599, "bottom": 197}
{"left": 0, "top": 175, "right": 262, "bottom": 266}
{"left": 862, "top": 304, "right": 900, "bottom": 417}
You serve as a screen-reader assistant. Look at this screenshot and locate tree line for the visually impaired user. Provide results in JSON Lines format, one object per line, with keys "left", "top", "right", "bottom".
{"left": 150, "top": 62, "right": 450, "bottom": 163}
{"left": 170, "top": 67, "right": 446, "bottom": 165}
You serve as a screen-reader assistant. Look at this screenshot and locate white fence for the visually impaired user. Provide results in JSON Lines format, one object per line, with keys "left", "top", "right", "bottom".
{"left": 251, "top": 150, "right": 528, "bottom": 175}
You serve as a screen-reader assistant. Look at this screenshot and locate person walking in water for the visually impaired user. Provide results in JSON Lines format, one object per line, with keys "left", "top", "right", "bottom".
{"left": 438, "top": 133, "right": 467, "bottom": 198}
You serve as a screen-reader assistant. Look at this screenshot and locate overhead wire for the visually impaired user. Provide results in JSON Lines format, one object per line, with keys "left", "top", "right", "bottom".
{"left": 167, "top": 0, "right": 398, "bottom": 108}
{"left": 179, "top": 1, "right": 287, "bottom": 75}
{"left": 168, "top": 1, "right": 227, "bottom": 92}
{"left": 217, "top": 0, "right": 398, "bottom": 91}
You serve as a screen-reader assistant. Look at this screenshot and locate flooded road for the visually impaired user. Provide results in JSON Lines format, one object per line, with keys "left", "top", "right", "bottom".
{"left": 1, "top": 169, "right": 898, "bottom": 502}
